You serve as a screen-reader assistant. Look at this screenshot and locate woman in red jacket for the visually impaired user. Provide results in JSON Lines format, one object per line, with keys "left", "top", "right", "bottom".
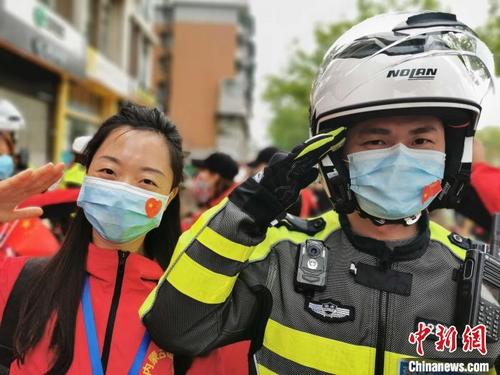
{"left": 0, "top": 105, "right": 221, "bottom": 374}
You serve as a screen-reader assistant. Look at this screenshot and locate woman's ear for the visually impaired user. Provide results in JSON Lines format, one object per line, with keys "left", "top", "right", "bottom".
{"left": 167, "top": 187, "right": 179, "bottom": 206}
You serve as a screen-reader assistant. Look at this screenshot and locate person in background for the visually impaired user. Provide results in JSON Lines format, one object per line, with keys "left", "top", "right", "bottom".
{"left": 247, "top": 146, "right": 319, "bottom": 218}
{"left": 471, "top": 138, "right": 500, "bottom": 215}
{"left": 59, "top": 136, "right": 91, "bottom": 189}
{"left": 182, "top": 152, "right": 239, "bottom": 231}
{"left": 0, "top": 106, "right": 60, "bottom": 259}
{"left": 246, "top": 146, "right": 280, "bottom": 176}
{"left": 0, "top": 132, "right": 15, "bottom": 181}
{"left": 0, "top": 100, "right": 25, "bottom": 174}
{"left": 451, "top": 139, "right": 500, "bottom": 235}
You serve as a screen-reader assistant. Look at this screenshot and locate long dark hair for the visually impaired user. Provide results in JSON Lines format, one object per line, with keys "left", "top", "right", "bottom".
{"left": 13, "top": 104, "right": 184, "bottom": 374}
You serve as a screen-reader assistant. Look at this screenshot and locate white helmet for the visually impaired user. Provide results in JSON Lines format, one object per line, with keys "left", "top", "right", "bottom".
{"left": 310, "top": 11, "right": 495, "bottom": 221}
{"left": 0, "top": 100, "right": 25, "bottom": 132}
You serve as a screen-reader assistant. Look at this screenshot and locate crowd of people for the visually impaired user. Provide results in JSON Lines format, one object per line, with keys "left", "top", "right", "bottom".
{"left": 0, "top": 10, "right": 500, "bottom": 375}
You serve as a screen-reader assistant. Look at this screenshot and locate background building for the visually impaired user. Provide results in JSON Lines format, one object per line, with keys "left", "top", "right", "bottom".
{"left": 0, "top": 0, "right": 158, "bottom": 165}
{"left": 154, "top": 0, "right": 255, "bottom": 161}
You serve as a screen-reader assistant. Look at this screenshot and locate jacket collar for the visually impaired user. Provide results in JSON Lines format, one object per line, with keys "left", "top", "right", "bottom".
{"left": 86, "top": 243, "right": 163, "bottom": 282}
{"left": 339, "top": 213, "right": 430, "bottom": 267}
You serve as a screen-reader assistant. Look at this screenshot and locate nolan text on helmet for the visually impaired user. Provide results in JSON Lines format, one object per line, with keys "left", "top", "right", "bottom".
{"left": 387, "top": 68, "right": 438, "bottom": 80}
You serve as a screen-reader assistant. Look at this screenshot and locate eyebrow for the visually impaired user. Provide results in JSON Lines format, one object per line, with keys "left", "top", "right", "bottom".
{"left": 409, "top": 126, "right": 439, "bottom": 135}
{"left": 99, "top": 155, "right": 166, "bottom": 177}
{"left": 99, "top": 155, "right": 121, "bottom": 164}
{"left": 141, "top": 167, "right": 166, "bottom": 177}
{"left": 358, "top": 127, "right": 391, "bottom": 135}
{"left": 358, "top": 125, "right": 439, "bottom": 136}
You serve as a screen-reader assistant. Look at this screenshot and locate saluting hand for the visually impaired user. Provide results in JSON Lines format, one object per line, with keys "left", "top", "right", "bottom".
{"left": 229, "top": 128, "right": 346, "bottom": 230}
{"left": 0, "top": 163, "right": 65, "bottom": 223}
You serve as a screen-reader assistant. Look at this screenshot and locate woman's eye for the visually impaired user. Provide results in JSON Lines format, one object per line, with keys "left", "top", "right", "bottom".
{"left": 142, "top": 179, "right": 158, "bottom": 187}
{"left": 98, "top": 168, "right": 115, "bottom": 175}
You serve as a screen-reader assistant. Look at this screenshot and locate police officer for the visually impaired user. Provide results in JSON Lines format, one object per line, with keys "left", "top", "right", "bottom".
{"left": 141, "top": 12, "right": 500, "bottom": 374}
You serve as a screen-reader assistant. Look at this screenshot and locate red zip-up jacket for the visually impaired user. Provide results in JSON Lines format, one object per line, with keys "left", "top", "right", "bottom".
{"left": 0, "top": 244, "right": 225, "bottom": 374}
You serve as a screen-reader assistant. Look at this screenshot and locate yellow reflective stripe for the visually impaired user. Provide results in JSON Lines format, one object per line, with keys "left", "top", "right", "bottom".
{"left": 170, "top": 198, "right": 230, "bottom": 267}
{"left": 166, "top": 254, "right": 236, "bottom": 304}
{"left": 263, "top": 319, "right": 375, "bottom": 374}
{"left": 256, "top": 364, "right": 278, "bottom": 375}
{"left": 140, "top": 198, "right": 233, "bottom": 316}
{"left": 295, "top": 128, "right": 345, "bottom": 159}
{"left": 198, "top": 226, "right": 254, "bottom": 262}
{"left": 249, "top": 210, "right": 340, "bottom": 262}
{"left": 429, "top": 221, "right": 467, "bottom": 260}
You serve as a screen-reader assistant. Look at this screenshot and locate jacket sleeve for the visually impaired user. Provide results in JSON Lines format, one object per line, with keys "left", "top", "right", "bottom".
{"left": 471, "top": 162, "right": 500, "bottom": 215}
{"left": 140, "top": 198, "right": 273, "bottom": 356}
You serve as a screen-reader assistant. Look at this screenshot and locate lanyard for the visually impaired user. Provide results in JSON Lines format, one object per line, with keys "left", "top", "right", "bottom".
{"left": 82, "top": 276, "right": 151, "bottom": 375}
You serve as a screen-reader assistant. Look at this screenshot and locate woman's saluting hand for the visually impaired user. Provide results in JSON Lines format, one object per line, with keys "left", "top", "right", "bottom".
{"left": 0, "top": 162, "right": 64, "bottom": 223}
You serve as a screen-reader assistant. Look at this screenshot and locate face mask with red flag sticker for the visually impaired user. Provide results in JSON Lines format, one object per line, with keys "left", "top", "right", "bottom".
{"left": 348, "top": 143, "right": 445, "bottom": 220}
{"left": 77, "top": 176, "right": 171, "bottom": 244}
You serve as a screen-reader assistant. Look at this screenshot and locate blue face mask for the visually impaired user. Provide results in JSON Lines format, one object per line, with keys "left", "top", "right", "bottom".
{"left": 0, "top": 155, "right": 14, "bottom": 180}
{"left": 77, "top": 176, "right": 171, "bottom": 244}
{"left": 348, "top": 144, "right": 445, "bottom": 220}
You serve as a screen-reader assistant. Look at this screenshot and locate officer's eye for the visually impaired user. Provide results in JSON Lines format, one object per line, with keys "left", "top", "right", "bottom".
{"left": 413, "top": 138, "right": 434, "bottom": 146}
{"left": 362, "top": 140, "right": 386, "bottom": 146}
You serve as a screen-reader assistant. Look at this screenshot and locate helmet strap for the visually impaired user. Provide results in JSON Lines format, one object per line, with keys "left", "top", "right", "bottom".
{"left": 356, "top": 206, "right": 422, "bottom": 226}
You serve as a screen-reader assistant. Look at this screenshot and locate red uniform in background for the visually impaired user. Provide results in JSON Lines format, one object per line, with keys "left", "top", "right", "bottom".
{"left": 0, "top": 189, "right": 80, "bottom": 260}
{"left": 0, "top": 218, "right": 59, "bottom": 259}
{"left": 471, "top": 162, "right": 500, "bottom": 214}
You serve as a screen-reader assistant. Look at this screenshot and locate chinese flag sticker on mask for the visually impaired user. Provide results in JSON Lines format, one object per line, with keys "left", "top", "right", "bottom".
{"left": 421, "top": 180, "right": 442, "bottom": 204}
{"left": 146, "top": 198, "right": 163, "bottom": 218}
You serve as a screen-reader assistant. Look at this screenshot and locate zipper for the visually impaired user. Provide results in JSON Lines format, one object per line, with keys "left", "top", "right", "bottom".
{"left": 374, "top": 262, "right": 390, "bottom": 375}
{"left": 101, "top": 250, "right": 129, "bottom": 373}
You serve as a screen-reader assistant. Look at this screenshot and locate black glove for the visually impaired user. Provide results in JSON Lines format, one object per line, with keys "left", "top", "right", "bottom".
{"left": 229, "top": 128, "right": 346, "bottom": 230}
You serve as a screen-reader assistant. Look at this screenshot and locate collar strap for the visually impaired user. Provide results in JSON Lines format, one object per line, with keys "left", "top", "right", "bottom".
{"left": 339, "top": 213, "right": 430, "bottom": 267}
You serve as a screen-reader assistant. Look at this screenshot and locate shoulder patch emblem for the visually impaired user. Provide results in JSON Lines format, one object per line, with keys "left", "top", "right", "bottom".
{"left": 305, "top": 298, "right": 355, "bottom": 323}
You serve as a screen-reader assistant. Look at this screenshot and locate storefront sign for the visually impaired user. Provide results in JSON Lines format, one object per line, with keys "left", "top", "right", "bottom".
{"left": 0, "top": 0, "right": 86, "bottom": 77}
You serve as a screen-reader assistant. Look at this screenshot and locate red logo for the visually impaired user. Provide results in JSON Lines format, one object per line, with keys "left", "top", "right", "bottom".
{"left": 409, "top": 324, "right": 487, "bottom": 356}
{"left": 435, "top": 324, "right": 458, "bottom": 353}
{"left": 409, "top": 322, "right": 433, "bottom": 356}
{"left": 463, "top": 324, "right": 487, "bottom": 355}
{"left": 145, "top": 198, "right": 162, "bottom": 218}
{"left": 421, "top": 180, "right": 442, "bottom": 204}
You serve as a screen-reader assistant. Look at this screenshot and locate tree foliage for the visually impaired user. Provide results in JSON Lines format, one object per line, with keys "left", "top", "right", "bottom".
{"left": 476, "top": 0, "right": 500, "bottom": 75}
{"left": 476, "top": 126, "right": 500, "bottom": 165}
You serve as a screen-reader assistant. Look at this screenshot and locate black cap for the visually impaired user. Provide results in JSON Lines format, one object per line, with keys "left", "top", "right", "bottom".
{"left": 247, "top": 146, "right": 281, "bottom": 168}
{"left": 192, "top": 152, "right": 239, "bottom": 180}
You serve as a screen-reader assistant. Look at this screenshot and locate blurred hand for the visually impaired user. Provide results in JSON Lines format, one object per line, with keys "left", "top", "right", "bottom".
{"left": 472, "top": 139, "right": 487, "bottom": 165}
{"left": 0, "top": 163, "right": 64, "bottom": 223}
